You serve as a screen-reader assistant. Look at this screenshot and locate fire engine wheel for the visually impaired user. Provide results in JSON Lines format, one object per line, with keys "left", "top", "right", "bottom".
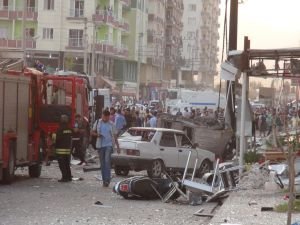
{"left": 29, "top": 164, "right": 42, "bottom": 178}
{"left": 147, "top": 159, "right": 165, "bottom": 178}
{"left": 197, "top": 159, "right": 213, "bottom": 178}
{"left": 2, "top": 141, "right": 16, "bottom": 184}
{"left": 114, "top": 166, "right": 130, "bottom": 176}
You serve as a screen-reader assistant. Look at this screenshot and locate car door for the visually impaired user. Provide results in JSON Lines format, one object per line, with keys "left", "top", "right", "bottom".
{"left": 176, "top": 133, "right": 199, "bottom": 169}
{"left": 159, "top": 131, "right": 178, "bottom": 168}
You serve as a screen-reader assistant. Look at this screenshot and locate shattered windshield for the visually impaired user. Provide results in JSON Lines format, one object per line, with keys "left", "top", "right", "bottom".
{"left": 122, "top": 129, "right": 156, "bottom": 142}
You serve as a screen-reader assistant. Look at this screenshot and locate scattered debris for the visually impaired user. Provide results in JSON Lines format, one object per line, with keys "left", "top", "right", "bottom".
{"left": 248, "top": 200, "right": 258, "bottom": 206}
{"left": 261, "top": 207, "right": 274, "bottom": 211}
{"left": 239, "top": 164, "right": 269, "bottom": 190}
{"left": 83, "top": 167, "right": 101, "bottom": 172}
{"left": 94, "top": 201, "right": 112, "bottom": 208}
{"left": 72, "top": 177, "right": 84, "bottom": 181}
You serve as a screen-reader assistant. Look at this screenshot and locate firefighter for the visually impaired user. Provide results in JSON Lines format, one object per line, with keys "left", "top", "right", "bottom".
{"left": 55, "top": 115, "right": 73, "bottom": 182}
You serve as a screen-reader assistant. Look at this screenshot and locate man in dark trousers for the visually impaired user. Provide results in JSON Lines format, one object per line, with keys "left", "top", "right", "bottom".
{"left": 55, "top": 115, "right": 73, "bottom": 182}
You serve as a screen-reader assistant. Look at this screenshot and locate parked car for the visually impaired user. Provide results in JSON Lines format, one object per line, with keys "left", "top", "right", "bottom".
{"left": 111, "top": 127, "right": 215, "bottom": 178}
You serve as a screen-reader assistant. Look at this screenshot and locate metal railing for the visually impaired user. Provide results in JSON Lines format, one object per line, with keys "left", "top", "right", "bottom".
{"left": 68, "top": 38, "right": 83, "bottom": 48}
{"left": 0, "top": 6, "right": 37, "bottom": 12}
{"left": 69, "top": 8, "right": 84, "bottom": 18}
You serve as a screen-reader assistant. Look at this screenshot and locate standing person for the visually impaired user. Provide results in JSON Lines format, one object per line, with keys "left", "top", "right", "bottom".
{"left": 259, "top": 112, "right": 267, "bottom": 137}
{"left": 72, "top": 114, "right": 87, "bottom": 165}
{"left": 124, "top": 108, "right": 133, "bottom": 128}
{"left": 115, "top": 108, "right": 126, "bottom": 136}
{"left": 144, "top": 108, "right": 152, "bottom": 126}
{"left": 183, "top": 107, "right": 190, "bottom": 118}
{"left": 149, "top": 111, "right": 158, "bottom": 128}
{"left": 92, "top": 110, "right": 120, "bottom": 187}
{"left": 176, "top": 109, "right": 182, "bottom": 116}
{"left": 135, "top": 111, "right": 143, "bottom": 127}
{"left": 110, "top": 107, "right": 116, "bottom": 123}
{"left": 55, "top": 115, "right": 73, "bottom": 182}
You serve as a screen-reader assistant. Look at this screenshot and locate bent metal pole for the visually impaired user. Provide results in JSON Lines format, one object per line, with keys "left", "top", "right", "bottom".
{"left": 239, "top": 72, "right": 247, "bottom": 176}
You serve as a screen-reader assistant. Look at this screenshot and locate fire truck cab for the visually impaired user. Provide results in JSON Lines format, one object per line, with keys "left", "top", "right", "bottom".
{"left": 39, "top": 71, "right": 90, "bottom": 158}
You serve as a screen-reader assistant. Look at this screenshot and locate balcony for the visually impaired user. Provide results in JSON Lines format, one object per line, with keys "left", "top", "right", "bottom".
{"left": 93, "top": 41, "right": 128, "bottom": 58}
{"left": 118, "top": 18, "right": 130, "bottom": 32}
{"left": 66, "top": 38, "right": 84, "bottom": 50}
{"left": 0, "top": 6, "right": 38, "bottom": 21}
{"left": 67, "top": 8, "right": 85, "bottom": 19}
{"left": 120, "top": 0, "right": 130, "bottom": 7}
{"left": 93, "top": 10, "right": 129, "bottom": 32}
{"left": 0, "top": 39, "right": 36, "bottom": 49}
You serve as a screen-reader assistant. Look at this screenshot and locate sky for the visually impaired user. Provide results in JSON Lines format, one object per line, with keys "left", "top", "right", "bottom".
{"left": 216, "top": 0, "right": 300, "bottom": 86}
{"left": 235, "top": 0, "right": 300, "bottom": 49}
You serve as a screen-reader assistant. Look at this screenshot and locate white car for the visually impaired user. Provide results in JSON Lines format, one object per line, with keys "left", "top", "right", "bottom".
{"left": 112, "top": 127, "right": 215, "bottom": 178}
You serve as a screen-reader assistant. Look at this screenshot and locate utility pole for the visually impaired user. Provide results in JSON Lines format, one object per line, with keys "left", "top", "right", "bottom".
{"left": 227, "top": 0, "right": 238, "bottom": 131}
{"left": 91, "top": 20, "right": 96, "bottom": 76}
{"left": 22, "top": 0, "right": 27, "bottom": 67}
{"left": 83, "top": 18, "right": 88, "bottom": 74}
{"left": 136, "top": 33, "right": 143, "bottom": 101}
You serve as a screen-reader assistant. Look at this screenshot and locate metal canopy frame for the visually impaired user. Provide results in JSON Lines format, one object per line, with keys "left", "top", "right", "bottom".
{"left": 244, "top": 47, "right": 300, "bottom": 78}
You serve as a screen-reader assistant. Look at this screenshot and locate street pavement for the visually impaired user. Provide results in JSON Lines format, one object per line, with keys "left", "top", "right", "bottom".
{"left": 209, "top": 189, "right": 297, "bottom": 225}
{"left": 0, "top": 161, "right": 216, "bottom": 225}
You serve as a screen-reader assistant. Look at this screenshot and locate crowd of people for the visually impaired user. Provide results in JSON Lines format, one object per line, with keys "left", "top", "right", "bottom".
{"left": 253, "top": 105, "right": 300, "bottom": 137}
{"left": 51, "top": 103, "right": 227, "bottom": 186}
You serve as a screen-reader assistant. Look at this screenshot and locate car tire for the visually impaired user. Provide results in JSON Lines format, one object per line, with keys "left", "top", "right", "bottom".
{"left": 115, "top": 166, "right": 130, "bottom": 176}
{"left": 147, "top": 159, "right": 164, "bottom": 178}
{"left": 197, "top": 159, "right": 212, "bottom": 178}
{"left": 2, "top": 141, "right": 16, "bottom": 184}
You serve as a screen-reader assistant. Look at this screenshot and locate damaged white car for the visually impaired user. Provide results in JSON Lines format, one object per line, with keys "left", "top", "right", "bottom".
{"left": 112, "top": 127, "right": 215, "bottom": 178}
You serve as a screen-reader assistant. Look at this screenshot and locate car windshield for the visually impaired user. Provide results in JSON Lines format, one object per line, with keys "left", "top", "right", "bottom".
{"left": 122, "top": 129, "right": 156, "bottom": 142}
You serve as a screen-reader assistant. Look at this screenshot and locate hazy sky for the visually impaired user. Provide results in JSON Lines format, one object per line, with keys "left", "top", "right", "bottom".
{"left": 216, "top": 0, "right": 300, "bottom": 86}
{"left": 221, "top": 0, "right": 300, "bottom": 49}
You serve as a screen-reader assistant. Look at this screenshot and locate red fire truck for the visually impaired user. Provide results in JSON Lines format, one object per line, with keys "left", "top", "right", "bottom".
{"left": 39, "top": 71, "right": 90, "bottom": 158}
{"left": 0, "top": 68, "right": 44, "bottom": 183}
{"left": 0, "top": 68, "right": 90, "bottom": 183}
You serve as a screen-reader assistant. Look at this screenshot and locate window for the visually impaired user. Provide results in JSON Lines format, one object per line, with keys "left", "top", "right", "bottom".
{"left": 25, "top": 28, "right": 35, "bottom": 38}
{"left": 127, "top": 129, "right": 156, "bottom": 142}
{"left": 187, "top": 31, "right": 195, "bottom": 39}
{"left": 188, "top": 4, "right": 196, "bottom": 11}
{"left": 74, "top": 0, "right": 84, "bottom": 17}
{"left": 43, "top": 28, "right": 54, "bottom": 39}
{"left": 175, "top": 133, "right": 193, "bottom": 148}
{"left": 188, "top": 17, "right": 196, "bottom": 25}
{"left": 44, "top": 0, "right": 54, "bottom": 10}
{"left": 131, "top": 0, "right": 137, "bottom": 8}
{"left": 68, "top": 29, "right": 83, "bottom": 47}
{"left": 3, "top": 0, "right": 8, "bottom": 7}
{"left": 160, "top": 132, "right": 176, "bottom": 147}
{"left": 0, "top": 28, "right": 8, "bottom": 38}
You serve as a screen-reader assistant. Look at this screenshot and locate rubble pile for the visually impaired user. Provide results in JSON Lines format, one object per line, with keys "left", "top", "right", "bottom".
{"left": 238, "top": 164, "right": 270, "bottom": 189}
{"left": 194, "top": 116, "right": 223, "bottom": 129}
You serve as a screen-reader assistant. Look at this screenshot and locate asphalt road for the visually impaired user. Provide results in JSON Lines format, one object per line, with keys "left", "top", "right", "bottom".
{"left": 0, "top": 162, "right": 216, "bottom": 225}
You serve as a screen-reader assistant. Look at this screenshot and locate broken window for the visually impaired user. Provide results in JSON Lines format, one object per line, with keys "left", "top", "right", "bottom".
{"left": 126, "top": 129, "right": 156, "bottom": 142}
{"left": 160, "top": 132, "right": 176, "bottom": 147}
{"left": 175, "top": 133, "right": 193, "bottom": 148}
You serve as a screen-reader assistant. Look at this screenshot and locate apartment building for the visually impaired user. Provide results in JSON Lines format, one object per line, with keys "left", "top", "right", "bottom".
{"left": 180, "top": 0, "right": 220, "bottom": 88}
{"left": 113, "top": 0, "right": 147, "bottom": 97}
{"left": 0, "top": 0, "right": 132, "bottom": 86}
{"left": 0, "top": 0, "right": 38, "bottom": 56}
{"left": 137, "top": 0, "right": 165, "bottom": 100}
